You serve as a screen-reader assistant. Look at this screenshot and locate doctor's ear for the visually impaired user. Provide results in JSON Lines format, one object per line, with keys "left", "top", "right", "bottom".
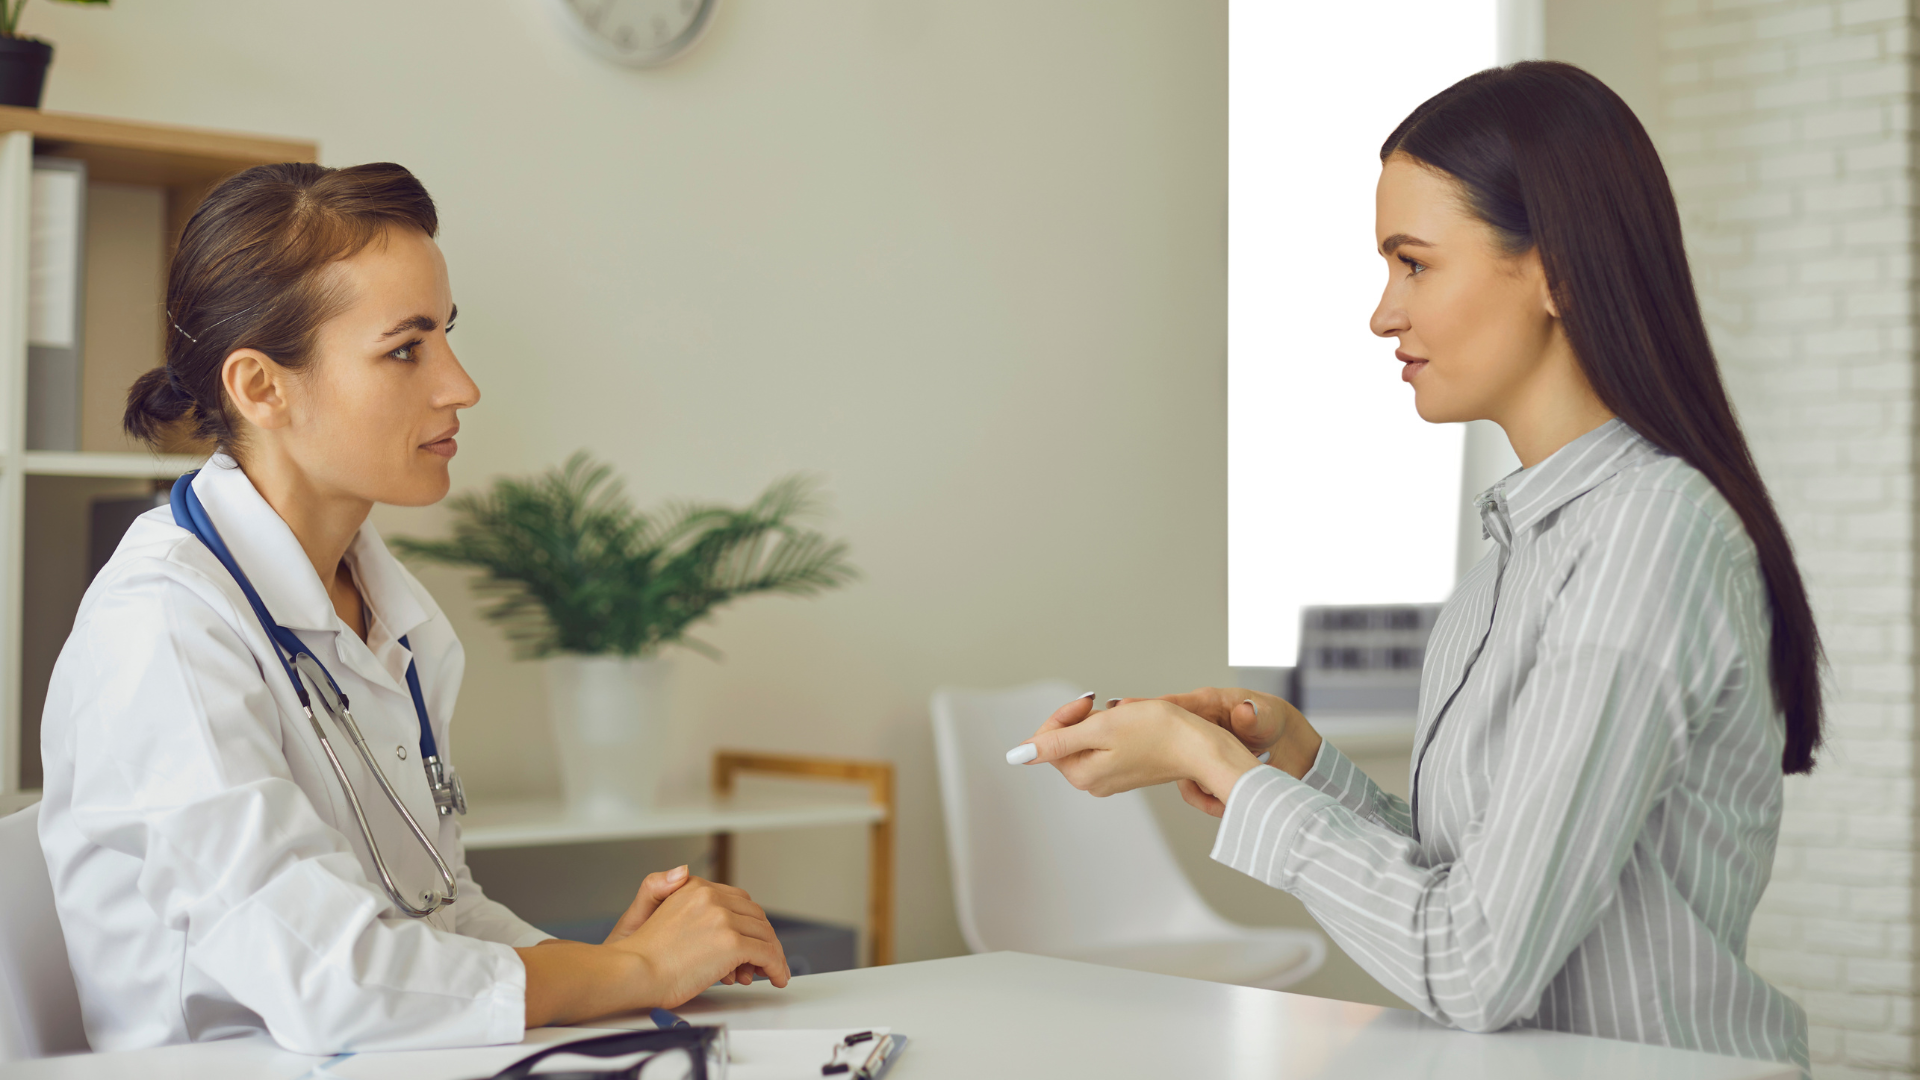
{"left": 221, "top": 348, "right": 296, "bottom": 432}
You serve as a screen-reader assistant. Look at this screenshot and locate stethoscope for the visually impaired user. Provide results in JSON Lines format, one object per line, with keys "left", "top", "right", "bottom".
{"left": 170, "top": 471, "right": 466, "bottom": 919}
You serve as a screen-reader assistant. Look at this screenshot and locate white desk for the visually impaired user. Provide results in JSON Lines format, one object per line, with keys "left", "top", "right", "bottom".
{"left": 0, "top": 952, "right": 1800, "bottom": 1079}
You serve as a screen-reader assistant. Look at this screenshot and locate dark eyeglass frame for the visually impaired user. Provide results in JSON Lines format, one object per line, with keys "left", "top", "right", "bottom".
{"left": 483, "top": 1026, "right": 726, "bottom": 1080}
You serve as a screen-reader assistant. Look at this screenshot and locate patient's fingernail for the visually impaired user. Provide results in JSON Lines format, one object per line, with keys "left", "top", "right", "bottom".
{"left": 1076, "top": 691, "right": 1096, "bottom": 701}
{"left": 667, "top": 864, "right": 688, "bottom": 882}
{"left": 1243, "top": 699, "right": 1258, "bottom": 713}
{"left": 1005, "top": 743, "right": 1039, "bottom": 765}
{"left": 1107, "top": 698, "right": 1122, "bottom": 709}
{"left": 1257, "top": 751, "right": 1272, "bottom": 764}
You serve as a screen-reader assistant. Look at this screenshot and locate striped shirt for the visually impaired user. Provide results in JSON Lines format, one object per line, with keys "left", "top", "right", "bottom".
{"left": 1212, "top": 418, "right": 1808, "bottom": 1072}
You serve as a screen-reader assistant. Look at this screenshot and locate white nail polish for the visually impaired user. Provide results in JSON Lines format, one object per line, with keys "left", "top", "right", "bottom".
{"left": 1076, "top": 691, "right": 1096, "bottom": 701}
{"left": 1257, "top": 751, "right": 1272, "bottom": 764}
{"left": 1006, "top": 743, "right": 1039, "bottom": 765}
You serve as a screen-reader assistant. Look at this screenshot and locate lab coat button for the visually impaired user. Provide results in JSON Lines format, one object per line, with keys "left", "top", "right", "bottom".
{"left": 396, "top": 745, "right": 407, "bottom": 760}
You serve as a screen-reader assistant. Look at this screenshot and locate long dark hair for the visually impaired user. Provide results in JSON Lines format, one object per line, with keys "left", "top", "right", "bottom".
{"left": 124, "top": 162, "right": 439, "bottom": 454}
{"left": 1384, "top": 61, "right": 1824, "bottom": 773}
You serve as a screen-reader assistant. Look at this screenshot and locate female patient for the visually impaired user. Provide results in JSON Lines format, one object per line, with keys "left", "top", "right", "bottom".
{"left": 1012, "top": 63, "right": 1816, "bottom": 1072}
{"left": 37, "top": 162, "right": 787, "bottom": 1054}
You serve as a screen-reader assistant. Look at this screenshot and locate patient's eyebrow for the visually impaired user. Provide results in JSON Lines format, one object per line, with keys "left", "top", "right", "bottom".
{"left": 1381, "top": 233, "right": 1435, "bottom": 256}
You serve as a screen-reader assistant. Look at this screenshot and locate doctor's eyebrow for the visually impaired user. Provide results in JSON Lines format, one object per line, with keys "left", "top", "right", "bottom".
{"left": 1380, "top": 233, "right": 1434, "bottom": 257}
{"left": 379, "top": 304, "right": 457, "bottom": 339}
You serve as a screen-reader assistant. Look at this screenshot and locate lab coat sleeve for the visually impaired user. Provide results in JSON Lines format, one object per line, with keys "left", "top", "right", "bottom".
{"left": 61, "top": 561, "right": 529, "bottom": 1054}
{"left": 1209, "top": 488, "right": 1733, "bottom": 1033}
{"left": 448, "top": 836, "right": 554, "bottom": 948}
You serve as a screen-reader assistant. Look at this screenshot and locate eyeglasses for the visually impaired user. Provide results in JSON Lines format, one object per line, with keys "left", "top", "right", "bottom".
{"left": 482, "top": 1027, "right": 728, "bottom": 1080}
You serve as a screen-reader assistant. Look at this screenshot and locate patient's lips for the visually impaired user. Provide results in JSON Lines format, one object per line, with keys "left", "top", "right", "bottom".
{"left": 1396, "top": 349, "right": 1428, "bottom": 383}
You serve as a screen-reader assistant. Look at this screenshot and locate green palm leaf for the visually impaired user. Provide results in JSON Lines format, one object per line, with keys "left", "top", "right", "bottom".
{"left": 390, "top": 452, "right": 857, "bottom": 658}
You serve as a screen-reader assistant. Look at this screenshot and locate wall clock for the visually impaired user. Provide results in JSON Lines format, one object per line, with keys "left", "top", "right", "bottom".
{"left": 545, "top": 0, "right": 719, "bottom": 68}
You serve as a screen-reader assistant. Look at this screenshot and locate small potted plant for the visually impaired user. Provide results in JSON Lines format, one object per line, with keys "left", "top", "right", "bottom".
{"left": 393, "top": 453, "right": 857, "bottom": 813}
{"left": 0, "top": 0, "right": 107, "bottom": 109}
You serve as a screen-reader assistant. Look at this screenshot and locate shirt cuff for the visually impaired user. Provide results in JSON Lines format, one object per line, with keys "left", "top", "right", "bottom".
{"left": 485, "top": 941, "right": 530, "bottom": 1044}
{"left": 1207, "top": 764, "right": 1340, "bottom": 890}
{"left": 1297, "top": 738, "right": 1382, "bottom": 819}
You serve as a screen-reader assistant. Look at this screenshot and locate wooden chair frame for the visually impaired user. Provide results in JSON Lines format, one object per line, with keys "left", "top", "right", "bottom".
{"left": 710, "top": 751, "right": 895, "bottom": 967}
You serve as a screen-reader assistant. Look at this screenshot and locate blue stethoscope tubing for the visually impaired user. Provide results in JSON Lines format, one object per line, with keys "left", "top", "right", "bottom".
{"left": 170, "top": 471, "right": 462, "bottom": 919}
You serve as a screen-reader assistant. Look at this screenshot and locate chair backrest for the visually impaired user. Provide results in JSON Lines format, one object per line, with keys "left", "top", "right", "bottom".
{"left": 0, "top": 804, "right": 88, "bottom": 1062}
{"left": 930, "top": 681, "right": 1227, "bottom": 956}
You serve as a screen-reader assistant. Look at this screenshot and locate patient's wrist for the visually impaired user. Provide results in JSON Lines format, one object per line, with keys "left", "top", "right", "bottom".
{"left": 1190, "top": 721, "right": 1261, "bottom": 802}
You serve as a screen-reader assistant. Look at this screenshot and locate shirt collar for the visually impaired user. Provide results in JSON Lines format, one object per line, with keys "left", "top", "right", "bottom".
{"left": 188, "top": 455, "right": 431, "bottom": 643}
{"left": 1479, "top": 418, "right": 1664, "bottom": 539}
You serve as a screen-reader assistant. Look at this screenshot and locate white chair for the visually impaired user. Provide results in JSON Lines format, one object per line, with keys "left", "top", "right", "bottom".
{"left": 0, "top": 803, "right": 88, "bottom": 1061}
{"left": 931, "top": 680, "right": 1326, "bottom": 990}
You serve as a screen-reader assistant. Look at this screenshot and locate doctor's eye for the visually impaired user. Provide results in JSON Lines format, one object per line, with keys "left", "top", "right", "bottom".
{"left": 388, "top": 338, "right": 423, "bottom": 362}
{"left": 1398, "top": 255, "right": 1427, "bottom": 276}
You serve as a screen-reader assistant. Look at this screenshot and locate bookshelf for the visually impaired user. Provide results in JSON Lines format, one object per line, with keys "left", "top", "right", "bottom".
{"left": 0, "top": 109, "right": 316, "bottom": 813}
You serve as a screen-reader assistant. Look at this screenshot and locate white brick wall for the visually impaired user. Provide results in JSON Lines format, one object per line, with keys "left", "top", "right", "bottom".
{"left": 1657, "top": 1, "right": 1916, "bottom": 1076}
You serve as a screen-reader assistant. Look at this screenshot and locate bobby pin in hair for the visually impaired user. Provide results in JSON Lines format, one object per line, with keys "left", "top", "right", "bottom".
{"left": 166, "top": 307, "right": 251, "bottom": 345}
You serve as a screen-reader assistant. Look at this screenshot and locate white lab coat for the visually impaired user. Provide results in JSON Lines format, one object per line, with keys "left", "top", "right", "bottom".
{"left": 36, "top": 456, "right": 548, "bottom": 1055}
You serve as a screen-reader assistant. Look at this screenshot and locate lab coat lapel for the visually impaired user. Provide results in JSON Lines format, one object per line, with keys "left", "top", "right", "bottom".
{"left": 335, "top": 524, "right": 431, "bottom": 696}
{"left": 188, "top": 457, "right": 340, "bottom": 633}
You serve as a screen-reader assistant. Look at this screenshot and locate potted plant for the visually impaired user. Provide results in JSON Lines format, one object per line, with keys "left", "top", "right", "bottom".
{"left": 0, "top": 0, "right": 107, "bottom": 109}
{"left": 393, "top": 453, "right": 857, "bottom": 813}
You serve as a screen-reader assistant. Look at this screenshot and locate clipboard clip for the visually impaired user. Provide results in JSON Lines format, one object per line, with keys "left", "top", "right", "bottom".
{"left": 823, "top": 1030, "right": 902, "bottom": 1078}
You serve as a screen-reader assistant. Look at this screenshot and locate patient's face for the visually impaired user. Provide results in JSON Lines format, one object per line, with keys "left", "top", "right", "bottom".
{"left": 1368, "top": 153, "right": 1559, "bottom": 426}
{"left": 282, "top": 227, "right": 480, "bottom": 508}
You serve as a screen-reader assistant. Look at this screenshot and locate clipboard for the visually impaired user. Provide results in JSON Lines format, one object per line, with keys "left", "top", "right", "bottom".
{"left": 453, "top": 1025, "right": 911, "bottom": 1080}
{"left": 729, "top": 1027, "right": 909, "bottom": 1079}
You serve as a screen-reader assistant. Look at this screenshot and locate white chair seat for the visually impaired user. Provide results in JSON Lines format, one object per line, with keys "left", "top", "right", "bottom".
{"left": 932, "top": 680, "right": 1325, "bottom": 993}
{"left": 1058, "top": 933, "right": 1321, "bottom": 990}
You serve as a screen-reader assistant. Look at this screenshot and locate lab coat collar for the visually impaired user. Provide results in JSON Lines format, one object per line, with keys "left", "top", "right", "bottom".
{"left": 1479, "top": 418, "right": 1664, "bottom": 540}
{"left": 188, "top": 456, "right": 431, "bottom": 644}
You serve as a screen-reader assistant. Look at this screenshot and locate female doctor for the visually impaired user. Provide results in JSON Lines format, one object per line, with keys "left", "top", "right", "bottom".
{"left": 1009, "top": 63, "right": 1817, "bottom": 1073}
{"left": 36, "top": 161, "right": 788, "bottom": 1055}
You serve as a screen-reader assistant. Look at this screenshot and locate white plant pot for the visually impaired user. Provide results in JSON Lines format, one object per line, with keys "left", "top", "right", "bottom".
{"left": 544, "top": 653, "right": 671, "bottom": 816}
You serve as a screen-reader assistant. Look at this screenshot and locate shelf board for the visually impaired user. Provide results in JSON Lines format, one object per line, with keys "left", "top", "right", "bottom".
{"left": 460, "top": 795, "right": 887, "bottom": 851}
{"left": 20, "top": 451, "right": 205, "bottom": 479}
{"left": 0, "top": 106, "right": 316, "bottom": 188}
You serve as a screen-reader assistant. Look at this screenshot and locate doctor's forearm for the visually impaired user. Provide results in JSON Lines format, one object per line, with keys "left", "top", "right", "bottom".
{"left": 517, "top": 940, "right": 650, "bottom": 1028}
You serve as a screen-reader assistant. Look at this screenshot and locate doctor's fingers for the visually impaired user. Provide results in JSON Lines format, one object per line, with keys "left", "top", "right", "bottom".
{"left": 721, "top": 919, "right": 790, "bottom": 986}
{"left": 605, "top": 866, "right": 694, "bottom": 943}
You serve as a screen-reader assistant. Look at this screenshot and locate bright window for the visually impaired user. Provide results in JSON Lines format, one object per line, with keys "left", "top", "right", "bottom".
{"left": 1228, "top": 0, "right": 1499, "bottom": 666}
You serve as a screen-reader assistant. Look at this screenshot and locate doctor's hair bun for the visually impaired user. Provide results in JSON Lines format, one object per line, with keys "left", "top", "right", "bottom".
{"left": 123, "top": 161, "right": 438, "bottom": 453}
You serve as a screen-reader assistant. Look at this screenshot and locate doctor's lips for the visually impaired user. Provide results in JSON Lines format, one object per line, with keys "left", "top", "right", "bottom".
{"left": 1396, "top": 349, "right": 1429, "bottom": 383}
{"left": 421, "top": 425, "right": 459, "bottom": 459}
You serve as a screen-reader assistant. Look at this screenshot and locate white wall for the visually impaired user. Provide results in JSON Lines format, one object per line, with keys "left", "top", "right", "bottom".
{"left": 25, "top": 0, "right": 1231, "bottom": 963}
